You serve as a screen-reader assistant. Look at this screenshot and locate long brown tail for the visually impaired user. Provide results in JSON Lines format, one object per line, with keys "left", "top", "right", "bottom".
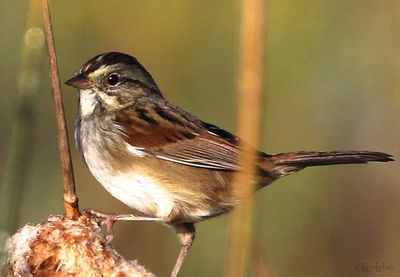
{"left": 264, "top": 151, "right": 393, "bottom": 179}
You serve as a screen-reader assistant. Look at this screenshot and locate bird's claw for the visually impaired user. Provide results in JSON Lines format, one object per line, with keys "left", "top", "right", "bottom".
{"left": 83, "top": 209, "right": 117, "bottom": 245}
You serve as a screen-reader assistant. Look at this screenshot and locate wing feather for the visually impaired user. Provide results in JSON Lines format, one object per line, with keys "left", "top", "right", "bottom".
{"left": 114, "top": 103, "right": 241, "bottom": 170}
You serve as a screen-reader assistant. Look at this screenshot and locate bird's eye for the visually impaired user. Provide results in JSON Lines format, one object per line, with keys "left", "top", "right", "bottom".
{"left": 107, "top": 74, "right": 119, "bottom": 86}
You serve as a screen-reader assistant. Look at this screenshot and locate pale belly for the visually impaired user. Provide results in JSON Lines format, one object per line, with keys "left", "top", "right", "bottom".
{"left": 87, "top": 158, "right": 176, "bottom": 219}
{"left": 83, "top": 151, "right": 235, "bottom": 223}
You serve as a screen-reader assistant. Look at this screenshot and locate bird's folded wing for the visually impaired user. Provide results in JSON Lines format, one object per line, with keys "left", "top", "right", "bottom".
{"left": 150, "top": 133, "right": 240, "bottom": 170}
{"left": 114, "top": 104, "right": 241, "bottom": 170}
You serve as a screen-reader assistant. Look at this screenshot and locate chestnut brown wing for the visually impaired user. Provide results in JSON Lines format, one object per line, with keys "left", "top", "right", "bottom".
{"left": 150, "top": 132, "right": 240, "bottom": 170}
{"left": 114, "top": 103, "right": 241, "bottom": 170}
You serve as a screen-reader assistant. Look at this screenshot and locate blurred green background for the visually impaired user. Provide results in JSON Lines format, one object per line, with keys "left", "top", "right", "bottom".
{"left": 0, "top": 1, "right": 399, "bottom": 276}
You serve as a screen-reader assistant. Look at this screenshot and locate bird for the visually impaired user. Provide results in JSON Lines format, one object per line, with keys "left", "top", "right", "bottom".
{"left": 65, "top": 51, "right": 393, "bottom": 277}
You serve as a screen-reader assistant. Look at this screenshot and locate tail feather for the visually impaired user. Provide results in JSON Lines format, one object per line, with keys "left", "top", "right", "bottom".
{"left": 266, "top": 151, "right": 393, "bottom": 178}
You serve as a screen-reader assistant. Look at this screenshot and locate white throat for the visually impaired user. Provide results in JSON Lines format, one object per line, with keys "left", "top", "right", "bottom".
{"left": 79, "top": 89, "right": 98, "bottom": 117}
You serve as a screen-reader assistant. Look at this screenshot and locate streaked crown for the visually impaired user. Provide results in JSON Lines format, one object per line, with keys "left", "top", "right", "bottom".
{"left": 65, "top": 52, "right": 161, "bottom": 94}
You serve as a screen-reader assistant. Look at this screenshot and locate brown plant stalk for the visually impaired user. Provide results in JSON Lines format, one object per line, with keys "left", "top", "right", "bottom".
{"left": 40, "top": 0, "right": 79, "bottom": 219}
{"left": 225, "top": 0, "right": 265, "bottom": 276}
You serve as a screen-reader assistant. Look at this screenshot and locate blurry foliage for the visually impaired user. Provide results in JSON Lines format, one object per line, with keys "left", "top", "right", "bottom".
{"left": 0, "top": 1, "right": 399, "bottom": 276}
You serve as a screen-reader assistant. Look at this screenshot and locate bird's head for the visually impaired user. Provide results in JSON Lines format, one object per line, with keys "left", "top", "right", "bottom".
{"left": 65, "top": 52, "right": 161, "bottom": 117}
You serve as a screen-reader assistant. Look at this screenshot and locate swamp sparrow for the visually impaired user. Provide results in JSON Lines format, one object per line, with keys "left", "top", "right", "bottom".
{"left": 65, "top": 52, "right": 393, "bottom": 277}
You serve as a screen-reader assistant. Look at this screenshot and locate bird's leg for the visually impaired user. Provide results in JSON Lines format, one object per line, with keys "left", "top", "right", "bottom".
{"left": 171, "top": 223, "right": 196, "bottom": 277}
{"left": 83, "top": 209, "right": 164, "bottom": 243}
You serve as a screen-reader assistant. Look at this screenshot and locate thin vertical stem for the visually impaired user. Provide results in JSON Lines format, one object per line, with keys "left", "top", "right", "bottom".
{"left": 40, "top": 0, "right": 79, "bottom": 219}
{"left": 225, "top": 0, "right": 264, "bottom": 276}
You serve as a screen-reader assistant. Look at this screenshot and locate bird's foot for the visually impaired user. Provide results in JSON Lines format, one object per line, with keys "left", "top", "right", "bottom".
{"left": 83, "top": 209, "right": 118, "bottom": 244}
{"left": 82, "top": 209, "right": 165, "bottom": 244}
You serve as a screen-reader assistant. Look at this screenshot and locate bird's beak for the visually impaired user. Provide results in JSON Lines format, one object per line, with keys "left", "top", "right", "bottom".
{"left": 65, "top": 73, "right": 93, "bottom": 89}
